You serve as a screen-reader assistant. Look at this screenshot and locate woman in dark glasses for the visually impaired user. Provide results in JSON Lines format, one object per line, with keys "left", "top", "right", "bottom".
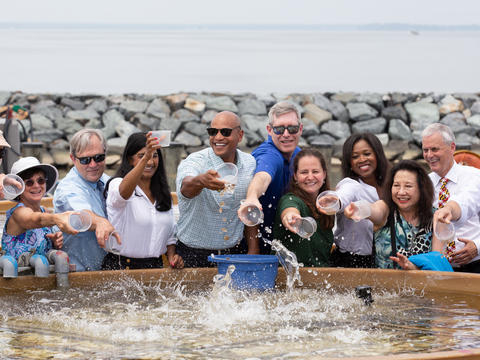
{"left": 1, "top": 157, "right": 78, "bottom": 260}
{"left": 102, "top": 132, "right": 184, "bottom": 270}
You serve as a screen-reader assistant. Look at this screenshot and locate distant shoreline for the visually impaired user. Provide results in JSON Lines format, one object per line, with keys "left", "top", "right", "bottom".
{"left": 1, "top": 22, "right": 480, "bottom": 32}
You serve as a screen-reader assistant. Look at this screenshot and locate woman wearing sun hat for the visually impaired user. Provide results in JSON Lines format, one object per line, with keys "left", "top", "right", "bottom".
{"left": 1, "top": 157, "right": 78, "bottom": 260}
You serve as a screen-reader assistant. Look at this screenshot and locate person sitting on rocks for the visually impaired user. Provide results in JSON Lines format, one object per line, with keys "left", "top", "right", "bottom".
{"left": 175, "top": 111, "right": 257, "bottom": 268}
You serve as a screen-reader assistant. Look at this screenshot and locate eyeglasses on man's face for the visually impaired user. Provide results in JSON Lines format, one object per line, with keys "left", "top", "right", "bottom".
{"left": 75, "top": 153, "right": 106, "bottom": 165}
{"left": 271, "top": 125, "right": 300, "bottom": 135}
{"left": 25, "top": 177, "right": 47, "bottom": 187}
{"left": 206, "top": 126, "right": 241, "bottom": 137}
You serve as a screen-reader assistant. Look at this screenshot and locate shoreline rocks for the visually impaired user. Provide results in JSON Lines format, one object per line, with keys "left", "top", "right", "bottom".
{"left": 1, "top": 90, "right": 479, "bottom": 169}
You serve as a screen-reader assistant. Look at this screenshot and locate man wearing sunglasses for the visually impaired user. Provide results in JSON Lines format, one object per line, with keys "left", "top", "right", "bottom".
{"left": 238, "top": 101, "right": 303, "bottom": 254}
{"left": 54, "top": 129, "right": 119, "bottom": 271}
{"left": 0, "top": 130, "right": 12, "bottom": 200}
{"left": 175, "top": 111, "right": 257, "bottom": 267}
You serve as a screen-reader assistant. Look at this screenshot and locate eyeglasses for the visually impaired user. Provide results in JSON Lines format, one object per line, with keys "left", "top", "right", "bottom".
{"left": 271, "top": 125, "right": 300, "bottom": 135}
{"left": 206, "top": 126, "right": 241, "bottom": 137}
{"left": 25, "top": 177, "right": 47, "bottom": 187}
{"left": 75, "top": 153, "right": 106, "bottom": 165}
{"left": 0, "top": 148, "right": 6, "bottom": 159}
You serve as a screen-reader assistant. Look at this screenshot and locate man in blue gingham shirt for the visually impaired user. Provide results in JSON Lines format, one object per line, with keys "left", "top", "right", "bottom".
{"left": 175, "top": 111, "right": 257, "bottom": 267}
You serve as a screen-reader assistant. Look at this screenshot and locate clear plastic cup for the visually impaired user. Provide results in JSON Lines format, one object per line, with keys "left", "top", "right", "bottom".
{"left": 350, "top": 200, "right": 372, "bottom": 222}
{"left": 434, "top": 221, "right": 456, "bottom": 244}
{"left": 216, "top": 163, "right": 238, "bottom": 185}
{"left": 104, "top": 230, "right": 125, "bottom": 255}
{"left": 2, "top": 174, "right": 25, "bottom": 200}
{"left": 292, "top": 217, "right": 318, "bottom": 238}
{"left": 239, "top": 203, "right": 264, "bottom": 226}
{"left": 150, "top": 130, "right": 172, "bottom": 147}
{"left": 68, "top": 211, "right": 92, "bottom": 232}
{"left": 316, "top": 190, "right": 340, "bottom": 215}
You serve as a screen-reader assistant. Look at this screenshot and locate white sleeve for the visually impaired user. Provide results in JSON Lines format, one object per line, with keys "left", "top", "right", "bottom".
{"left": 449, "top": 173, "right": 480, "bottom": 228}
{"left": 335, "top": 178, "right": 362, "bottom": 211}
{"left": 106, "top": 178, "right": 132, "bottom": 210}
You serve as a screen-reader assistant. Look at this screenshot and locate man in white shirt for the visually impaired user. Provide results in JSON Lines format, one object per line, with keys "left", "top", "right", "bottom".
{"left": 422, "top": 123, "right": 480, "bottom": 273}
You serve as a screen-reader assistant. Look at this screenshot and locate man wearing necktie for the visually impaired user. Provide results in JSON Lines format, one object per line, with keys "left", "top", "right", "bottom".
{"left": 54, "top": 129, "right": 119, "bottom": 271}
{"left": 422, "top": 123, "right": 480, "bottom": 273}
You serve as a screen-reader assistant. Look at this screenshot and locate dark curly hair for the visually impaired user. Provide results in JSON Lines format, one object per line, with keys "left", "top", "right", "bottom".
{"left": 385, "top": 159, "right": 434, "bottom": 229}
{"left": 341, "top": 132, "right": 389, "bottom": 188}
{"left": 105, "top": 132, "right": 172, "bottom": 212}
{"left": 289, "top": 148, "right": 334, "bottom": 230}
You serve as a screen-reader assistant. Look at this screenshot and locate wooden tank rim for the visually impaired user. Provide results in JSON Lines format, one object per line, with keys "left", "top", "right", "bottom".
{"left": 1, "top": 267, "right": 480, "bottom": 360}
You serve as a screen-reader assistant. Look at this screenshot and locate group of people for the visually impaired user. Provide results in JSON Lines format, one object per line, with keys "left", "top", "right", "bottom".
{"left": 1, "top": 101, "right": 479, "bottom": 274}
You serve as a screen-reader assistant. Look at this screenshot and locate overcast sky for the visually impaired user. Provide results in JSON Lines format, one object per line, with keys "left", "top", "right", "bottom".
{"left": 1, "top": 0, "right": 479, "bottom": 25}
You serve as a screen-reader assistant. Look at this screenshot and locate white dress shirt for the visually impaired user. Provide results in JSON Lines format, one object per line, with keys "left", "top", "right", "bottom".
{"left": 107, "top": 177, "right": 176, "bottom": 258}
{"left": 430, "top": 162, "right": 480, "bottom": 263}
{"left": 334, "top": 178, "right": 380, "bottom": 256}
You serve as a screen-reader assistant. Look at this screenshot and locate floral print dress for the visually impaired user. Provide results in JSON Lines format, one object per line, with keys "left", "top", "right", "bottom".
{"left": 1, "top": 202, "right": 54, "bottom": 260}
{"left": 374, "top": 208, "right": 434, "bottom": 269}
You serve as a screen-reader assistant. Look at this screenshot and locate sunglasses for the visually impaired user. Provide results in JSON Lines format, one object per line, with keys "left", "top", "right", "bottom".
{"left": 271, "top": 125, "right": 300, "bottom": 135}
{"left": 25, "top": 177, "right": 47, "bottom": 187}
{"left": 206, "top": 126, "right": 241, "bottom": 137}
{"left": 0, "top": 148, "right": 6, "bottom": 159}
{"left": 75, "top": 153, "right": 106, "bottom": 165}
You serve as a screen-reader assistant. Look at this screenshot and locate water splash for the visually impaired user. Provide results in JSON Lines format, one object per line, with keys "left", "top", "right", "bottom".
{"left": 264, "top": 238, "right": 303, "bottom": 290}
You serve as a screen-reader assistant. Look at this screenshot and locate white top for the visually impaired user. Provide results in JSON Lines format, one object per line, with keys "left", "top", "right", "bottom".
{"left": 107, "top": 177, "right": 176, "bottom": 258}
{"left": 334, "top": 178, "right": 380, "bottom": 256}
{"left": 435, "top": 162, "right": 480, "bottom": 262}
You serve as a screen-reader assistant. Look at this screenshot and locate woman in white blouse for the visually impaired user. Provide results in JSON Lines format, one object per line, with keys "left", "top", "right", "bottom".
{"left": 102, "top": 132, "right": 184, "bottom": 270}
{"left": 326, "top": 132, "right": 390, "bottom": 268}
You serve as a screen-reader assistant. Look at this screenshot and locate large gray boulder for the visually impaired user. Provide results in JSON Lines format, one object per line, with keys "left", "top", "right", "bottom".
{"left": 466, "top": 114, "right": 480, "bottom": 129}
{"left": 307, "top": 133, "right": 336, "bottom": 145}
{"left": 66, "top": 109, "right": 101, "bottom": 124}
{"left": 86, "top": 98, "right": 108, "bottom": 115}
{"left": 31, "top": 113, "right": 54, "bottom": 129}
{"left": 320, "top": 120, "right": 351, "bottom": 139}
{"left": 405, "top": 101, "right": 440, "bottom": 125}
{"left": 241, "top": 114, "right": 269, "bottom": 133}
{"left": 60, "top": 97, "right": 85, "bottom": 110}
{"left": 131, "top": 113, "right": 160, "bottom": 132}
{"left": 31, "top": 100, "right": 57, "bottom": 112}
{"left": 390, "top": 92, "right": 409, "bottom": 105}
{"left": 238, "top": 99, "right": 267, "bottom": 116}
{"left": 33, "top": 129, "right": 64, "bottom": 144}
{"left": 102, "top": 109, "right": 125, "bottom": 129}
{"left": 56, "top": 118, "right": 83, "bottom": 135}
{"left": 115, "top": 121, "right": 142, "bottom": 138}
{"left": 301, "top": 118, "right": 321, "bottom": 138}
{"left": 312, "top": 93, "right": 332, "bottom": 111}
{"left": 331, "top": 92, "right": 356, "bottom": 105}
{"left": 411, "top": 130, "right": 424, "bottom": 146}
{"left": 202, "top": 110, "right": 218, "bottom": 124}
{"left": 34, "top": 106, "right": 64, "bottom": 122}
{"left": 454, "top": 93, "right": 479, "bottom": 109}
{"left": 355, "top": 93, "right": 384, "bottom": 111}
{"left": 184, "top": 122, "right": 209, "bottom": 141}
{"left": 119, "top": 100, "right": 149, "bottom": 120}
{"left": 206, "top": 96, "right": 239, "bottom": 113}
{"left": 346, "top": 103, "right": 379, "bottom": 121}
{"left": 147, "top": 98, "right": 171, "bottom": 119}
{"left": 439, "top": 112, "right": 470, "bottom": 134}
{"left": 107, "top": 94, "right": 126, "bottom": 105}
{"left": 256, "top": 93, "right": 276, "bottom": 107}
{"left": 184, "top": 98, "right": 206, "bottom": 115}
{"left": 106, "top": 137, "right": 128, "bottom": 155}
{"left": 174, "top": 131, "right": 203, "bottom": 147}
{"left": 456, "top": 133, "right": 480, "bottom": 147}
{"left": 0, "top": 91, "right": 11, "bottom": 106}
{"left": 158, "top": 117, "right": 183, "bottom": 138}
{"left": 166, "top": 93, "right": 189, "bottom": 111}
{"left": 351, "top": 117, "right": 387, "bottom": 134}
{"left": 242, "top": 128, "right": 264, "bottom": 147}
{"left": 471, "top": 101, "right": 480, "bottom": 116}
{"left": 329, "top": 100, "right": 350, "bottom": 122}
{"left": 388, "top": 119, "right": 413, "bottom": 142}
{"left": 381, "top": 105, "right": 408, "bottom": 123}
{"left": 171, "top": 109, "right": 200, "bottom": 123}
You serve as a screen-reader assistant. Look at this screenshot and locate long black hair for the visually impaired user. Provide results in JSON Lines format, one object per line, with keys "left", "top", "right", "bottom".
{"left": 341, "top": 132, "right": 389, "bottom": 187}
{"left": 106, "top": 132, "right": 172, "bottom": 212}
{"left": 385, "top": 160, "right": 434, "bottom": 229}
{"left": 289, "top": 148, "right": 335, "bottom": 230}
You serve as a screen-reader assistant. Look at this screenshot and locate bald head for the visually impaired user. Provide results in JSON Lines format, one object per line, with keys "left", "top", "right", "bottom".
{"left": 211, "top": 111, "right": 241, "bottom": 128}
{"left": 208, "top": 111, "right": 243, "bottom": 163}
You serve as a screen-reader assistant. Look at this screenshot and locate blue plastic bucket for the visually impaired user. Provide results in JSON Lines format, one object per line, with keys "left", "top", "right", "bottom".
{"left": 208, "top": 254, "right": 279, "bottom": 290}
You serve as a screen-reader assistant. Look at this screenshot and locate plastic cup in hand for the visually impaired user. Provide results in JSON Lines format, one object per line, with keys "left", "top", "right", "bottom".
{"left": 292, "top": 217, "right": 318, "bottom": 238}
{"left": 239, "top": 203, "right": 264, "bottom": 226}
{"left": 150, "top": 130, "right": 172, "bottom": 147}
{"left": 351, "top": 200, "right": 372, "bottom": 222}
{"left": 68, "top": 211, "right": 92, "bottom": 232}
{"left": 104, "top": 230, "right": 125, "bottom": 255}
{"left": 316, "top": 191, "right": 340, "bottom": 215}
{"left": 2, "top": 174, "right": 25, "bottom": 200}
{"left": 434, "top": 221, "right": 456, "bottom": 244}
{"left": 216, "top": 163, "right": 238, "bottom": 185}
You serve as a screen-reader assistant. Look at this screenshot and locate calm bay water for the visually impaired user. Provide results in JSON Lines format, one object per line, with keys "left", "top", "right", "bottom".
{"left": 0, "top": 29, "right": 479, "bottom": 94}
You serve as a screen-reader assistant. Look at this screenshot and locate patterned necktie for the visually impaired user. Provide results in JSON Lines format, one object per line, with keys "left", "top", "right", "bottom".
{"left": 97, "top": 180, "right": 108, "bottom": 219}
{"left": 438, "top": 177, "right": 450, "bottom": 209}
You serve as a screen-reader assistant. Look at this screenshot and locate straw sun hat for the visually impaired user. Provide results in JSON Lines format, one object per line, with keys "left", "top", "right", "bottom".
{"left": 10, "top": 157, "right": 58, "bottom": 194}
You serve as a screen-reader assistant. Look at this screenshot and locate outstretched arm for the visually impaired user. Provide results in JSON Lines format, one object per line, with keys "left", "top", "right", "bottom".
{"left": 238, "top": 171, "right": 272, "bottom": 214}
